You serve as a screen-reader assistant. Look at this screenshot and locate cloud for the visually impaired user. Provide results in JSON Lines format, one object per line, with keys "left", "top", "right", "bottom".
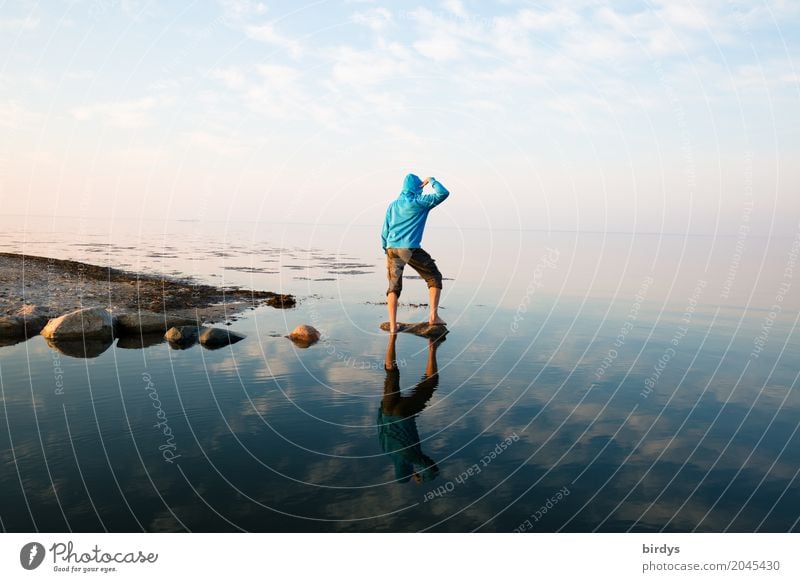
{"left": 256, "top": 63, "right": 300, "bottom": 86}
{"left": 443, "top": 0, "right": 466, "bottom": 19}
{"left": 352, "top": 7, "right": 392, "bottom": 31}
{"left": 245, "top": 23, "right": 304, "bottom": 58}
{"left": 413, "top": 34, "right": 462, "bottom": 61}
{"left": 0, "top": 101, "right": 41, "bottom": 130}
{"left": 186, "top": 129, "right": 250, "bottom": 156}
{"left": 219, "top": 0, "right": 268, "bottom": 22}
{"left": 71, "top": 97, "right": 168, "bottom": 128}
{"left": 219, "top": 0, "right": 303, "bottom": 58}
{"left": 330, "top": 43, "right": 410, "bottom": 85}
{"left": 210, "top": 67, "right": 248, "bottom": 90}
{"left": 0, "top": 16, "right": 39, "bottom": 31}
{"left": 658, "top": 3, "right": 709, "bottom": 30}
{"left": 209, "top": 62, "right": 343, "bottom": 130}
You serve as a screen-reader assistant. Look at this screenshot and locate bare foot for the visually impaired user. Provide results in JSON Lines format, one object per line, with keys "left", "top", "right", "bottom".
{"left": 429, "top": 315, "right": 447, "bottom": 326}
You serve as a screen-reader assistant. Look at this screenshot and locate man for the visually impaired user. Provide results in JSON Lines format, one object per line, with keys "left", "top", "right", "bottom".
{"left": 378, "top": 333, "right": 441, "bottom": 484}
{"left": 381, "top": 173, "right": 450, "bottom": 334}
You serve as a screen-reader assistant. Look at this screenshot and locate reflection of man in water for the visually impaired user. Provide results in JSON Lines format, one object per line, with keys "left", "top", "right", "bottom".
{"left": 378, "top": 334, "right": 441, "bottom": 483}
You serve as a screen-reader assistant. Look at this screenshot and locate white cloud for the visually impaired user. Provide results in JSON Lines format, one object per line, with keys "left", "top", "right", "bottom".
{"left": 186, "top": 129, "right": 249, "bottom": 156}
{"left": 511, "top": 7, "right": 579, "bottom": 31}
{"left": 256, "top": 63, "right": 300, "bottom": 86}
{"left": 0, "top": 16, "right": 39, "bottom": 31}
{"left": 245, "top": 23, "right": 304, "bottom": 58}
{"left": 219, "top": 0, "right": 267, "bottom": 21}
{"left": 352, "top": 7, "right": 392, "bottom": 31}
{"left": 331, "top": 44, "right": 410, "bottom": 85}
{"left": 443, "top": 0, "right": 466, "bottom": 19}
{"left": 210, "top": 67, "right": 248, "bottom": 90}
{"left": 0, "top": 101, "right": 40, "bottom": 130}
{"left": 413, "top": 34, "right": 461, "bottom": 61}
{"left": 71, "top": 96, "right": 168, "bottom": 128}
{"left": 658, "top": 3, "right": 709, "bottom": 30}
{"left": 209, "top": 62, "right": 344, "bottom": 130}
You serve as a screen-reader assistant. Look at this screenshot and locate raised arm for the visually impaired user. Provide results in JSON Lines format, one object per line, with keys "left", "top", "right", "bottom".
{"left": 417, "top": 177, "right": 449, "bottom": 209}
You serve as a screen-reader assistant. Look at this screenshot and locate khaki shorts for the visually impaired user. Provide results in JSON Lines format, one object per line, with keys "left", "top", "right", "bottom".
{"left": 386, "top": 248, "right": 443, "bottom": 297}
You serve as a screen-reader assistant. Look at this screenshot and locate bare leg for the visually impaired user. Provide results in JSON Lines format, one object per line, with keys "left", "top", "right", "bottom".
{"left": 428, "top": 287, "right": 446, "bottom": 325}
{"left": 387, "top": 292, "right": 399, "bottom": 333}
{"left": 426, "top": 338, "right": 439, "bottom": 376}
{"left": 385, "top": 333, "right": 397, "bottom": 369}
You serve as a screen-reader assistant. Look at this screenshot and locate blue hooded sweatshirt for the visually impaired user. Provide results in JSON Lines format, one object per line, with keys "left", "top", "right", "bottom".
{"left": 381, "top": 174, "right": 450, "bottom": 251}
{"left": 377, "top": 408, "right": 440, "bottom": 483}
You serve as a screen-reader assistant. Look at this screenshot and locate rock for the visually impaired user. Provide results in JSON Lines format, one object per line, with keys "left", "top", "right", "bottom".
{"left": 116, "top": 333, "right": 165, "bottom": 349}
{"left": 45, "top": 336, "right": 114, "bottom": 359}
{"left": 0, "top": 316, "right": 22, "bottom": 337}
{"left": 0, "top": 334, "right": 27, "bottom": 348}
{"left": 267, "top": 294, "right": 296, "bottom": 308}
{"left": 15, "top": 304, "right": 51, "bottom": 334}
{"left": 116, "top": 311, "right": 196, "bottom": 335}
{"left": 0, "top": 304, "right": 50, "bottom": 341}
{"left": 41, "top": 307, "right": 114, "bottom": 340}
{"left": 164, "top": 326, "right": 200, "bottom": 347}
{"left": 199, "top": 327, "right": 246, "bottom": 349}
{"left": 287, "top": 324, "right": 320, "bottom": 348}
{"left": 379, "top": 321, "right": 448, "bottom": 339}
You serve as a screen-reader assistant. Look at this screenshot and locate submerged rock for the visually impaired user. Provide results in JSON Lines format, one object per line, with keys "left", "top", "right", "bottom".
{"left": 164, "top": 326, "right": 201, "bottom": 347}
{"left": 116, "top": 333, "right": 165, "bottom": 350}
{"left": 266, "top": 294, "right": 296, "bottom": 308}
{"left": 199, "top": 327, "right": 246, "bottom": 349}
{"left": 41, "top": 307, "right": 114, "bottom": 340}
{"left": 287, "top": 324, "right": 320, "bottom": 348}
{"left": 116, "top": 311, "right": 196, "bottom": 335}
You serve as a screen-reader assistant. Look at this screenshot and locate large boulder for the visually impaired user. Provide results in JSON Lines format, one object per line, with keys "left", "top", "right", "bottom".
{"left": 41, "top": 307, "right": 114, "bottom": 340}
{"left": 199, "top": 327, "right": 246, "bottom": 349}
{"left": 287, "top": 324, "right": 320, "bottom": 348}
{"left": 115, "top": 311, "right": 196, "bottom": 335}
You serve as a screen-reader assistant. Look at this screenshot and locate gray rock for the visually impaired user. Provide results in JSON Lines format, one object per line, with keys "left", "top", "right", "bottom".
{"left": 199, "top": 327, "right": 246, "bottom": 349}
{"left": 41, "top": 307, "right": 114, "bottom": 339}
{"left": 0, "top": 304, "right": 50, "bottom": 340}
{"left": 116, "top": 311, "right": 196, "bottom": 335}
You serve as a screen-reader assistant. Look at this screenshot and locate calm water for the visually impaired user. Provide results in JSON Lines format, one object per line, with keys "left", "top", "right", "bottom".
{"left": 1, "top": 216, "right": 799, "bottom": 532}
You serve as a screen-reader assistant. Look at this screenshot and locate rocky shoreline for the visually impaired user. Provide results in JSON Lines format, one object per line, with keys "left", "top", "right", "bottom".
{"left": 0, "top": 252, "right": 295, "bottom": 353}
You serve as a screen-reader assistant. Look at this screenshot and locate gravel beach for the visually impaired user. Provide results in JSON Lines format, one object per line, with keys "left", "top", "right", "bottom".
{"left": 0, "top": 251, "right": 295, "bottom": 326}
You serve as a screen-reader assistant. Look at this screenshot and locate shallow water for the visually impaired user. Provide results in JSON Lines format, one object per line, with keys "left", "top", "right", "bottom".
{"left": 0, "top": 217, "right": 798, "bottom": 531}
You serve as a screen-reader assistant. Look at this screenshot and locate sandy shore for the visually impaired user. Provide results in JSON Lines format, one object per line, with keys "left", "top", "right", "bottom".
{"left": 0, "top": 252, "right": 295, "bottom": 329}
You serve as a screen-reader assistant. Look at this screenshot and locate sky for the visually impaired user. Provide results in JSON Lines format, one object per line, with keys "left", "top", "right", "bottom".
{"left": 0, "top": 0, "right": 798, "bottom": 235}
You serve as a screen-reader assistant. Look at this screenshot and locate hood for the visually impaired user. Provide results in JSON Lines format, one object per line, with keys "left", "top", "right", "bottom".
{"left": 401, "top": 173, "right": 424, "bottom": 196}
